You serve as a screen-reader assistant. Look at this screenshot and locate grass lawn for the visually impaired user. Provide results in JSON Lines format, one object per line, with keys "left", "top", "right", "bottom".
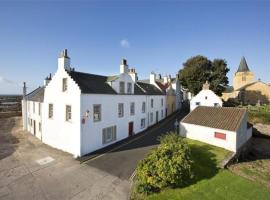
{"left": 248, "top": 111, "right": 270, "bottom": 125}
{"left": 134, "top": 139, "right": 270, "bottom": 200}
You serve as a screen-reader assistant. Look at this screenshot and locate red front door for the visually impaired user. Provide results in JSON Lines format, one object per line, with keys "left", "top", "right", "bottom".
{"left": 128, "top": 122, "right": 133, "bottom": 136}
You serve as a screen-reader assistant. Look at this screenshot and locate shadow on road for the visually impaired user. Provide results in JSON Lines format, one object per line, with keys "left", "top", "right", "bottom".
{"left": 84, "top": 109, "right": 189, "bottom": 180}
{"left": 0, "top": 117, "right": 20, "bottom": 160}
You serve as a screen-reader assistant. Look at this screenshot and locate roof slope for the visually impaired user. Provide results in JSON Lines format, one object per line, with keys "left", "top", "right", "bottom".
{"left": 237, "top": 57, "right": 250, "bottom": 72}
{"left": 181, "top": 106, "right": 247, "bottom": 132}
{"left": 26, "top": 87, "right": 45, "bottom": 102}
{"left": 68, "top": 71, "right": 117, "bottom": 94}
{"left": 68, "top": 70, "right": 165, "bottom": 95}
{"left": 136, "top": 82, "right": 164, "bottom": 95}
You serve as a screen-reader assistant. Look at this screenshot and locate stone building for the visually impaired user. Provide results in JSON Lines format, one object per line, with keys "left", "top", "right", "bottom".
{"left": 222, "top": 57, "right": 270, "bottom": 105}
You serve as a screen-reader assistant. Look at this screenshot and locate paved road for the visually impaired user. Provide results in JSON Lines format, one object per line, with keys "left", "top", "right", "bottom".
{"left": 0, "top": 109, "right": 188, "bottom": 200}
{"left": 84, "top": 109, "right": 188, "bottom": 180}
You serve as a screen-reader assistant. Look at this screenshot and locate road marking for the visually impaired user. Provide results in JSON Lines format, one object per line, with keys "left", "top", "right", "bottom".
{"left": 82, "top": 111, "right": 182, "bottom": 163}
{"left": 36, "top": 156, "right": 54, "bottom": 165}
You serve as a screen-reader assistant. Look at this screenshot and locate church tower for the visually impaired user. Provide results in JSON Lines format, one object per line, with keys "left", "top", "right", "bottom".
{"left": 233, "top": 57, "right": 254, "bottom": 90}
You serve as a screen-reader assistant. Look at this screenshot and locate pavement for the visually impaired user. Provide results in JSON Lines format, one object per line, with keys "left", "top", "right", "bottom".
{"left": 0, "top": 109, "right": 188, "bottom": 200}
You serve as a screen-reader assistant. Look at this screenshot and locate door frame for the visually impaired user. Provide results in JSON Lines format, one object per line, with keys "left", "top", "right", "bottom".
{"left": 128, "top": 121, "right": 134, "bottom": 137}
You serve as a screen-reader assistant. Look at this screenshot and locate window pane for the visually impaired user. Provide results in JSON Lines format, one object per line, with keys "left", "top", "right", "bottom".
{"left": 94, "top": 105, "right": 101, "bottom": 121}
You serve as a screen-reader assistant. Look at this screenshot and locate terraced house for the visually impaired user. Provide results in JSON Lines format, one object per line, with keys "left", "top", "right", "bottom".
{"left": 22, "top": 50, "right": 182, "bottom": 157}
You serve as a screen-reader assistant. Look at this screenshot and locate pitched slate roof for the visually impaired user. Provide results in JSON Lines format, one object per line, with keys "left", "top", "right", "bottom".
{"left": 68, "top": 70, "right": 165, "bottom": 95}
{"left": 26, "top": 87, "right": 45, "bottom": 102}
{"left": 136, "top": 82, "right": 165, "bottom": 95}
{"left": 237, "top": 57, "right": 250, "bottom": 72}
{"left": 68, "top": 71, "right": 117, "bottom": 94}
{"left": 181, "top": 106, "right": 247, "bottom": 132}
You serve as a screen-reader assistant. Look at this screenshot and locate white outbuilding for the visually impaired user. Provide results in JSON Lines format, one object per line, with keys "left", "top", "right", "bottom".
{"left": 190, "top": 81, "right": 222, "bottom": 111}
{"left": 179, "top": 106, "right": 252, "bottom": 152}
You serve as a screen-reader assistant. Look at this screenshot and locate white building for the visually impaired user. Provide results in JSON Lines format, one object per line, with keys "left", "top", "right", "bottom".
{"left": 179, "top": 106, "right": 252, "bottom": 152}
{"left": 190, "top": 81, "right": 223, "bottom": 111}
{"left": 22, "top": 49, "right": 172, "bottom": 157}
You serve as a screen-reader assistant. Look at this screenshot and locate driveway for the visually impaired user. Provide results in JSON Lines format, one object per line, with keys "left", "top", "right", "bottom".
{"left": 0, "top": 110, "right": 187, "bottom": 200}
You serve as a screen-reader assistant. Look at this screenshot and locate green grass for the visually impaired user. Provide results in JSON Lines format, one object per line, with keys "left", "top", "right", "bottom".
{"left": 248, "top": 111, "right": 270, "bottom": 125}
{"left": 134, "top": 139, "right": 270, "bottom": 200}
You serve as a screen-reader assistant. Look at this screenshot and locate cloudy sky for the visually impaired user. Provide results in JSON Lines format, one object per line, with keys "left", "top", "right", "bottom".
{"left": 0, "top": 1, "right": 270, "bottom": 94}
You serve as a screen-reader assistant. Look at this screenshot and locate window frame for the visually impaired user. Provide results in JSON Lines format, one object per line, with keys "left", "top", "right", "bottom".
{"left": 118, "top": 103, "right": 124, "bottom": 118}
{"left": 130, "top": 102, "right": 135, "bottom": 116}
{"left": 150, "top": 112, "right": 153, "bottom": 122}
{"left": 62, "top": 78, "right": 68, "bottom": 92}
{"left": 119, "top": 81, "right": 125, "bottom": 94}
{"left": 48, "top": 104, "right": 53, "bottom": 119}
{"left": 141, "top": 118, "right": 146, "bottom": 129}
{"left": 142, "top": 102, "right": 146, "bottom": 113}
{"left": 151, "top": 99, "right": 154, "bottom": 108}
{"left": 127, "top": 82, "right": 132, "bottom": 94}
{"left": 102, "top": 126, "right": 117, "bottom": 144}
{"left": 66, "top": 105, "right": 72, "bottom": 122}
{"left": 93, "top": 104, "right": 101, "bottom": 122}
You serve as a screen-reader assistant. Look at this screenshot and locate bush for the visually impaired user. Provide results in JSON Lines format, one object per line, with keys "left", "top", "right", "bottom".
{"left": 135, "top": 133, "right": 193, "bottom": 194}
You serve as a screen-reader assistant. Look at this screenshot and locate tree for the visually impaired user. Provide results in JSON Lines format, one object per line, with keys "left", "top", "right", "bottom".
{"left": 179, "top": 55, "right": 229, "bottom": 96}
{"left": 135, "top": 133, "right": 193, "bottom": 194}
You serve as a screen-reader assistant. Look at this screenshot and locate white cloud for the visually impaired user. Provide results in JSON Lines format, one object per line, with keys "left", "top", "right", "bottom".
{"left": 120, "top": 39, "right": 130, "bottom": 48}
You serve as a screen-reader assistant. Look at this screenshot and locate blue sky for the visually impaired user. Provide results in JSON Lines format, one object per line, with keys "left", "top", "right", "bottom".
{"left": 0, "top": 0, "right": 270, "bottom": 94}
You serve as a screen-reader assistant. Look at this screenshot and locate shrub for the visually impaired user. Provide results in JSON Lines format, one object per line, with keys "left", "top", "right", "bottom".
{"left": 135, "top": 132, "right": 193, "bottom": 194}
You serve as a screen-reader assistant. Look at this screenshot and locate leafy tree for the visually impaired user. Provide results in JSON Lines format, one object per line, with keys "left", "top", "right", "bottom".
{"left": 179, "top": 55, "right": 229, "bottom": 96}
{"left": 135, "top": 133, "right": 193, "bottom": 194}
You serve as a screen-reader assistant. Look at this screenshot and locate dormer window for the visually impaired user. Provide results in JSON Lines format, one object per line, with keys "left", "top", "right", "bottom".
{"left": 120, "top": 81, "right": 125, "bottom": 94}
{"left": 127, "top": 82, "right": 132, "bottom": 94}
{"left": 62, "top": 78, "right": 67, "bottom": 92}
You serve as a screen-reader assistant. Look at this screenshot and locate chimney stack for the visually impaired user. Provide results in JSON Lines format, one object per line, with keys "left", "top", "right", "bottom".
{"left": 202, "top": 81, "right": 210, "bottom": 90}
{"left": 128, "top": 68, "right": 138, "bottom": 82}
{"left": 58, "top": 49, "right": 71, "bottom": 71}
{"left": 23, "top": 82, "right": 27, "bottom": 99}
{"left": 120, "top": 58, "right": 128, "bottom": 74}
{"left": 150, "top": 72, "right": 156, "bottom": 84}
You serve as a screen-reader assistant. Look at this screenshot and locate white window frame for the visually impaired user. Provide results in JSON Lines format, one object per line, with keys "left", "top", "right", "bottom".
{"left": 127, "top": 82, "right": 132, "bottom": 94}
{"left": 130, "top": 102, "right": 135, "bottom": 115}
{"left": 102, "top": 126, "right": 117, "bottom": 144}
{"left": 66, "top": 105, "right": 72, "bottom": 122}
{"left": 62, "top": 78, "right": 68, "bottom": 92}
{"left": 119, "top": 81, "right": 125, "bottom": 94}
{"left": 48, "top": 104, "right": 53, "bottom": 119}
{"left": 118, "top": 103, "right": 124, "bottom": 118}
{"left": 150, "top": 112, "right": 153, "bottom": 122}
{"left": 142, "top": 102, "right": 146, "bottom": 113}
{"left": 141, "top": 118, "right": 145, "bottom": 129}
{"left": 93, "top": 104, "right": 101, "bottom": 122}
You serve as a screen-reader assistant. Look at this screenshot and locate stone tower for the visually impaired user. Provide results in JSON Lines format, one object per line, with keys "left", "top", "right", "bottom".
{"left": 233, "top": 57, "right": 254, "bottom": 90}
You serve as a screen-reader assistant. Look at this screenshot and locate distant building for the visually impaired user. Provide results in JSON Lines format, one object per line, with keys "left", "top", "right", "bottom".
{"left": 190, "top": 81, "right": 222, "bottom": 111}
{"left": 222, "top": 57, "right": 270, "bottom": 105}
{"left": 140, "top": 73, "right": 182, "bottom": 116}
{"left": 179, "top": 106, "right": 252, "bottom": 152}
{"left": 22, "top": 49, "right": 182, "bottom": 157}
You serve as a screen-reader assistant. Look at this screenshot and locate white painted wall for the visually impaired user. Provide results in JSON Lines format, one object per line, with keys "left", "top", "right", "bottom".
{"left": 80, "top": 94, "right": 165, "bottom": 156}
{"left": 25, "top": 100, "right": 43, "bottom": 140}
{"left": 180, "top": 122, "right": 237, "bottom": 152}
{"left": 42, "top": 68, "right": 82, "bottom": 157}
{"left": 190, "top": 89, "right": 222, "bottom": 111}
{"left": 110, "top": 73, "right": 134, "bottom": 94}
{"left": 236, "top": 113, "right": 252, "bottom": 149}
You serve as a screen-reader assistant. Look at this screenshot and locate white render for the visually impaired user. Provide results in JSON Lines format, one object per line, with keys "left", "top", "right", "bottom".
{"left": 180, "top": 111, "right": 252, "bottom": 152}
{"left": 190, "top": 89, "right": 222, "bottom": 111}
{"left": 22, "top": 50, "right": 169, "bottom": 157}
